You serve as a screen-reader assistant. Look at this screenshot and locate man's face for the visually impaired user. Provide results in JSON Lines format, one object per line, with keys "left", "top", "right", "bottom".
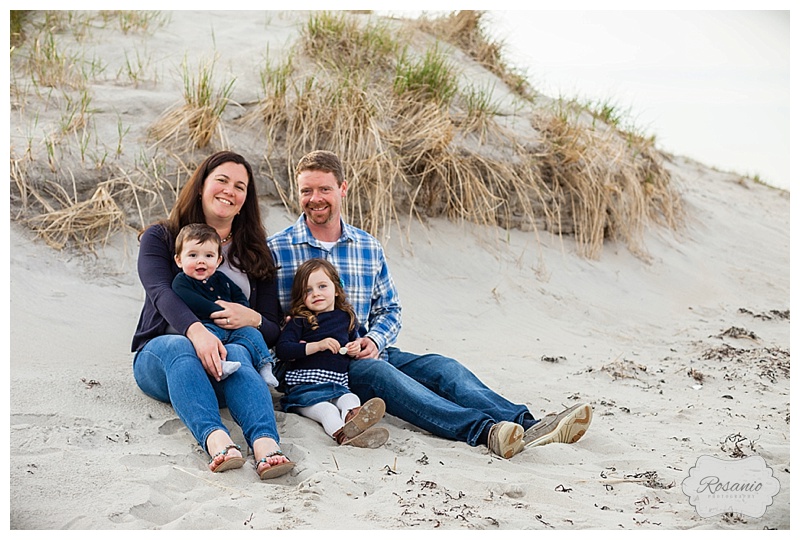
{"left": 297, "top": 169, "right": 347, "bottom": 228}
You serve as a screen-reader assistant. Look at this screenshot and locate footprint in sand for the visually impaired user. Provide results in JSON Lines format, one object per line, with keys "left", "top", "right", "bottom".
{"left": 157, "top": 418, "right": 187, "bottom": 435}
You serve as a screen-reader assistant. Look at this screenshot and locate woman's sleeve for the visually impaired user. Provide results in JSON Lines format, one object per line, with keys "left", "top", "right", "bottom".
{"left": 251, "top": 274, "right": 283, "bottom": 348}
{"left": 138, "top": 226, "right": 198, "bottom": 334}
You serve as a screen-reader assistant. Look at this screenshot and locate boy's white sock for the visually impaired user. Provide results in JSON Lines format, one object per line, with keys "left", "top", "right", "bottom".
{"left": 219, "top": 360, "right": 241, "bottom": 380}
{"left": 259, "top": 363, "right": 279, "bottom": 387}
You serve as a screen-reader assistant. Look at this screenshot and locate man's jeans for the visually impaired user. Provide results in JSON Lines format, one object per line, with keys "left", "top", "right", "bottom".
{"left": 348, "top": 347, "right": 533, "bottom": 446}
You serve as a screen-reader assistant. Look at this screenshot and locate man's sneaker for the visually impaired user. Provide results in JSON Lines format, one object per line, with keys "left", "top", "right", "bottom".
{"left": 524, "top": 403, "right": 593, "bottom": 448}
{"left": 487, "top": 421, "right": 524, "bottom": 459}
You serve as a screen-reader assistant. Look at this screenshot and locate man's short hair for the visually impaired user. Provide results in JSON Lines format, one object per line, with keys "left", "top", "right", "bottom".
{"left": 295, "top": 150, "right": 344, "bottom": 185}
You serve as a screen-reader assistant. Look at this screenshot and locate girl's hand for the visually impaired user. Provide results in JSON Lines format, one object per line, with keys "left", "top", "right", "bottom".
{"left": 186, "top": 321, "right": 227, "bottom": 380}
{"left": 212, "top": 300, "right": 261, "bottom": 330}
{"left": 344, "top": 341, "right": 360, "bottom": 357}
{"left": 307, "top": 338, "right": 341, "bottom": 355}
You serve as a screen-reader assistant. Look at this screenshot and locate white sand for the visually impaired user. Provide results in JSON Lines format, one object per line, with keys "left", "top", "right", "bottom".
{"left": 7, "top": 11, "right": 790, "bottom": 530}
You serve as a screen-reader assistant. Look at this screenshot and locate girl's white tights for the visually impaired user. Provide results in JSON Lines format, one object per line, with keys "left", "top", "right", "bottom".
{"left": 297, "top": 393, "right": 361, "bottom": 438}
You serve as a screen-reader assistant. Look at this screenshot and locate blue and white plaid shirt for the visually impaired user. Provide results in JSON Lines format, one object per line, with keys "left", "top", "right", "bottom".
{"left": 268, "top": 215, "right": 402, "bottom": 360}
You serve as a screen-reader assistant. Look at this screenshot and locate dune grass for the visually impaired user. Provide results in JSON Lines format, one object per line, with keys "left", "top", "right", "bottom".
{"left": 25, "top": 181, "right": 128, "bottom": 251}
{"left": 414, "top": 10, "right": 532, "bottom": 100}
{"left": 99, "top": 10, "right": 170, "bottom": 35}
{"left": 10, "top": 10, "right": 184, "bottom": 250}
{"left": 303, "top": 11, "right": 398, "bottom": 71}
{"left": 11, "top": 153, "right": 127, "bottom": 252}
{"left": 247, "top": 10, "right": 681, "bottom": 257}
{"left": 393, "top": 45, "right": 459, "bottom": 105}
{"left": 147, "top": 56, "right": 236, "bottom": 150}
{"left": 536, "top": 104, "right": 681, "bottom": 258}
{"left": 26, "top": 30, "right": 86, "bottom": 89}
{"left": 10, "top": 9, "right": 683, "bottom": 257}
{"left": 10, "top": 11, "right": 33, "bottom": 49}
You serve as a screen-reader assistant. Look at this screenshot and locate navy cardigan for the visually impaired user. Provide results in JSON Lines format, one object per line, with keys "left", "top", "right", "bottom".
{"left": 172, "top": 271, "right": 250, "bottom": 322}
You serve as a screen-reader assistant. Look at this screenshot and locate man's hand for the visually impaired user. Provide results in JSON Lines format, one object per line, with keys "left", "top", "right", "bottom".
{"left": 353, "top": 336, "right": 379, "bottom": 359}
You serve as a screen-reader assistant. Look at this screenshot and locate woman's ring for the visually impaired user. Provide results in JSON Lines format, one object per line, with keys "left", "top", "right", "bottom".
{"left": 226, "top": 318, "right": 230, "bottom": 324}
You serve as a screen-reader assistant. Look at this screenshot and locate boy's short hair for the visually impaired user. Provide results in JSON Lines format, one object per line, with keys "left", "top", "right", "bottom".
{"left": 175, "top": 223, "right": 222, "bottom": 256}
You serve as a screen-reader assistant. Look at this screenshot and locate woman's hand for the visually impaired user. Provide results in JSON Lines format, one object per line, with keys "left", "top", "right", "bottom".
{"left": 212, "top": 300, "right": 261, "bottom": 330}
{"left": 186, "top": 321, "right": 227, "bottom": 381}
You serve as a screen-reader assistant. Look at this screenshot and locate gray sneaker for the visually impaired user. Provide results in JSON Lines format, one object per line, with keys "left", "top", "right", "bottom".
{"left": 487, "top": 421, "right": 524, "bottom": 459}
{"left": 524, "top": 403, "right": 592, "bottom": 448}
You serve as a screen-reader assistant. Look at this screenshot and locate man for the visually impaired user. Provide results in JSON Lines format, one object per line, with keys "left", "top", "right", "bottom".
{"left": 268, "top": 150, "right": 592, "bottom": 458}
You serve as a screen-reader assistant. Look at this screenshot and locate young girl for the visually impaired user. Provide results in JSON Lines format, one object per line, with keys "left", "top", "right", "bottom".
{"left": 275, "top": 258, "right": 389, "bottom": 448}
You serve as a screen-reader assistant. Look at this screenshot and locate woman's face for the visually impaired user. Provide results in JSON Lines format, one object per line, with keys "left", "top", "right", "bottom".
{"left": 200, "top": 161, "right": 249, "bottom": 223}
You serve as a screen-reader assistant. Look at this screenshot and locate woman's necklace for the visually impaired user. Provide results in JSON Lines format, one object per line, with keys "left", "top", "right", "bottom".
{"left": 221, "top": 230, "right": 233, "bottom": 244}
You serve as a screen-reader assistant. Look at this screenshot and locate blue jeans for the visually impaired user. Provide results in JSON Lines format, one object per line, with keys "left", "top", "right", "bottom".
{"left": 347, "top": 347, "right": 534, "bottom": 446}
{"left": 204, "top": 323, "right": 275, "bottom": 371}
{"left": 133, "top": 334, "right": 280, "bottom": 452}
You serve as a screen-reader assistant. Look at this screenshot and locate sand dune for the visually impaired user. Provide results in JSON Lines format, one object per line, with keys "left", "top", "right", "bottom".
{"left": 10, "top": 155, "right": 790, "bottom": 529}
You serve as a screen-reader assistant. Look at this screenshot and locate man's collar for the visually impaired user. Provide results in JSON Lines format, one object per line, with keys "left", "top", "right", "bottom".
{"left": 293, "top": 214, "right": 353, "bottom": 246}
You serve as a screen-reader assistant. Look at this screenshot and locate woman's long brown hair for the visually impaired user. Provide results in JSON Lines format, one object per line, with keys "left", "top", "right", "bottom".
{"left": 142, "top": 151, "right": 275, "bottom": 280}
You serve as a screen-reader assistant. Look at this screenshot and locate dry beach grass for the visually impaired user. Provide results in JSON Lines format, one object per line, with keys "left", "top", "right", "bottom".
{"left": 11, "top": 9, "right": 681, "bottom": 257}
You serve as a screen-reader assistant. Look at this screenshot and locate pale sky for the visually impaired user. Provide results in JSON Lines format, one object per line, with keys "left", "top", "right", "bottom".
{"left": 488, "top": 10, "right": 790, "bottom": 189}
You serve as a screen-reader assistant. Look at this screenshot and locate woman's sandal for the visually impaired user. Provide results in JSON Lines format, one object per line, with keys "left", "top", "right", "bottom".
{"left": 256, "top": 450, "right": 296, "bottom": 480}
{"left": 208, "top": 443, "right": 247, "bottom": 473}
{"left": 339, "top": 397, "right": 386, "bottom": 440}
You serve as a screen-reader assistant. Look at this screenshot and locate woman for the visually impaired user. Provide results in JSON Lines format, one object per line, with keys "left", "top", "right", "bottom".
{"left": 131, "top": 150, "right": 294, "bottom": 480}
